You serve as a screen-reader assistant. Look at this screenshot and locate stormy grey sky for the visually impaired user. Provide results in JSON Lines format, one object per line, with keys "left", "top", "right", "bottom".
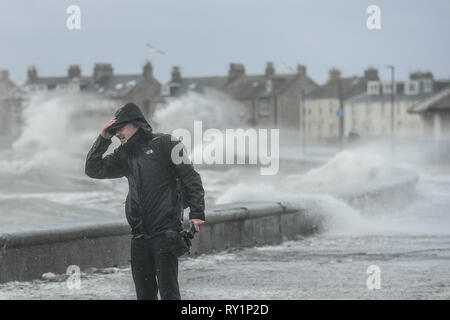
{"left": 0, "top": 0, "right": 449, "bottom": 84}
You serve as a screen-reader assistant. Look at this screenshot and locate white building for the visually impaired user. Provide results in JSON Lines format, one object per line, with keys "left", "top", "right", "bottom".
{"left": 409, "top": 86, "right": 450, "bottom": 140}
{"left": 344, "top": 71, "right": 449, "bottom": 139}
{"left": 305, "top": 67, "right": 377, "bottom": 142}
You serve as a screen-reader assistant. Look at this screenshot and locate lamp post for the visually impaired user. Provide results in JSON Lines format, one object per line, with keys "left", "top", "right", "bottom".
{"left": 301, "top": 88, "right": 306, "bottom": 155}
{"left": 386, "top": 65, "right": 395, "bottom": 158}
{"left": 338, "top": 77, "right": 344, "bottom": 151}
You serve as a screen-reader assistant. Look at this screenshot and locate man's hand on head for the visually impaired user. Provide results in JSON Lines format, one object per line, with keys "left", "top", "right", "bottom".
{"left": 101, "top": 118, "right": 117, "bottom": 140}
{"left": 189, "top": 219, "right": 205, "bottom": 232}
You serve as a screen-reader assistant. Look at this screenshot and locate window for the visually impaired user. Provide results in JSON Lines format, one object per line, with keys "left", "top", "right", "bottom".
{"left": 259, "top": 100, "right": 270, "bottom": 116}
{"left": 169, "top": 84, "right": 180, "bottom": 96}
{"left": 265, "top": 79, "right": 273, "bottom": 93}
{"left": 405, "top": 81, "right": 419, "bottom": 95}
{"left": 367, "top": 81, "right": 380, "bottom": 95}
{"left": 423, "top": 80, "right": 433, "bottom": 93}
{"left": 160, "top": 85, "right": 170, "bottom": 96}
{"left": 382, "top": 82, "right": 395, "bottom": 95}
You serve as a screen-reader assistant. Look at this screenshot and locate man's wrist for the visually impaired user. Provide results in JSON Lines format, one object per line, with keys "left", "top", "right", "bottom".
{"left": 189, "top": 212, "right": 205, "bottom": 221}
{"left": 100, "top": 134, "right": 111, "bottom": 140}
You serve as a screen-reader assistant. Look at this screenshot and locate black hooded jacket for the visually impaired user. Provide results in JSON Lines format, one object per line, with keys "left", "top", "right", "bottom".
{"left": 85, "top": 103, "right": 205, "bottom": 238}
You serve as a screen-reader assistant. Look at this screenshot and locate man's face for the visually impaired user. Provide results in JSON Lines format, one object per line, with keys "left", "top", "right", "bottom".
{"left": 115, "top": 123, "right": 138, "bottom": 144}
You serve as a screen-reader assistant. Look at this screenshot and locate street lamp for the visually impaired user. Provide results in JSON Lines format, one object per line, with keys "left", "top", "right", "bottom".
{"left": 301, "top": 88, "right": 306, "bottom": 155}
{"left": 386, "top": 65, "right": 395, "bottom": 158}
{"left": 338, "top": 77, "right": 344, "bottom": 151}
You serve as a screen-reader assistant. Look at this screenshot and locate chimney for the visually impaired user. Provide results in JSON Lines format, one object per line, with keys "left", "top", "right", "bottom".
{"left": 68, "top": 65, "right": 81, "bottom": 79}
{"left": 27, "top": 65, "right": 37, "bottom": 82}
{"left": 328, "top": 68, "right": 341, "bottom": 82}
{"left": 410, "top": 71, "right": 434, "bottom": 80}
{"left": 228, "top": 63, "right": 245, "bottom": 78}
{"left": 171, "top": 66, "right": 181, "bottom": 82}
{"left": 265, "top": 61, "right": 275, "bottom": 76}
{"left": 0, "top": 70, "right": 9, "bottom": 81}
{"left": 297, "top": 64, "right": 307, "bottom": 76}
{"left": 364, "top": 67, "right": 379, "bottom": 81}
{"left": 93, "top": 63, "right": 113, "bottom": 81}
{"left": 143, "top": 61, "right": 153, "bottom": 81}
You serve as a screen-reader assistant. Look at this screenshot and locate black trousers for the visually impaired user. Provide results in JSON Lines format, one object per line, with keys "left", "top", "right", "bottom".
{"left": 130, "top": 236, "right": 181, "bottom": 300}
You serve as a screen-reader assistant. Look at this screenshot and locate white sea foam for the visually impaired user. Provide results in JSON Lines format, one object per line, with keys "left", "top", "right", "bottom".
{"left": 215, "top": 150, "right": 447, "bottom": 236}
{"left": 0, "top": 93, "right": 107, "bottom": 176}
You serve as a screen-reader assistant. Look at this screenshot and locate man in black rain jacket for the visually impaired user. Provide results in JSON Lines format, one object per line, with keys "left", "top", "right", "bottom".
{"left": 85, "top": 102, "right": 205, "bottom": 300}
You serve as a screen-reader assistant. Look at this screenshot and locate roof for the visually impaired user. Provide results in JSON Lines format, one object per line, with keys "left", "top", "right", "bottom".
{"left": 164, "top": 72, "right": 316, "bottom": 100}
{"left": 223, "top": 74, "right": 294, "bottom": 99}
{"left": 346, "top": 91, "right": 431, "bottom": 105}
{"left": 84, "top": 74, "right": 143, "bottom": 97}
{"left": 409, "top": 86, "right": 450, "bottom": 113}
{"left": 346, "top": 80, "right": 450, "bottom": 105}
{"left": 27, "top": 76, "right": 91, "bottom": 89}
{"left": 307, "top": 76, "right": 367, "bottom": 100}
{"left": 166, "top": 76, "right": 232, "bottom": 97}
{"left": 433, "top": 80, "right": 450, "bottom": 92}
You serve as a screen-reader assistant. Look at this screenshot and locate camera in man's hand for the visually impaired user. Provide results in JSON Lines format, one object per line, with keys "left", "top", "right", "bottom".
{"left": 164, "top": 225, "right": 197, "bottom": 257}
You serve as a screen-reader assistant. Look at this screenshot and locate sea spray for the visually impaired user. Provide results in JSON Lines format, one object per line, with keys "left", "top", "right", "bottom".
{"left": 153, "top": 89, "right": 247, "bottom": 133}
{"left": 215, "top": 150, "right": 419, "bottom": 236}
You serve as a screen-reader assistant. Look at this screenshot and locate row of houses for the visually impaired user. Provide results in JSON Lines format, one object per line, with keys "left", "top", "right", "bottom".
{"left": 306, "top": 67, "right": 450, "bottom": 142}
{"left": 1, "top": 61, "right": 449, "bottom": 142}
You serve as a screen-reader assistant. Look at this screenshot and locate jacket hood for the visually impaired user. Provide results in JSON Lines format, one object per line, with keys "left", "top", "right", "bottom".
{"left": 107, "top": 102, "right": 153, "bottom": 136}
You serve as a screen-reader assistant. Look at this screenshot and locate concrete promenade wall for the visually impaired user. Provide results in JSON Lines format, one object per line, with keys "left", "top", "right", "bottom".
{"left": 0, "top": 202, "right": 318, "bottom": 283}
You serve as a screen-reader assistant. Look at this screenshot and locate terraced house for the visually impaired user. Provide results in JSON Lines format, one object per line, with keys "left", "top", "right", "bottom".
{"left": 409, "top": 86, "right": 450, "bottom": 141}
{"left": 22, "top": 62, "right": 161, "bottom": 118}
{"left": 305, "top": 68, "right": 377, "bottom": 142}
{"left": 157, "top": 62, "right": 318, "bottom": 139}
{"left": 344, "top": 71, "right": 450, "bottom": 139}
{"left": 83, "top": 61, "right": 161, "bottom": 117}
